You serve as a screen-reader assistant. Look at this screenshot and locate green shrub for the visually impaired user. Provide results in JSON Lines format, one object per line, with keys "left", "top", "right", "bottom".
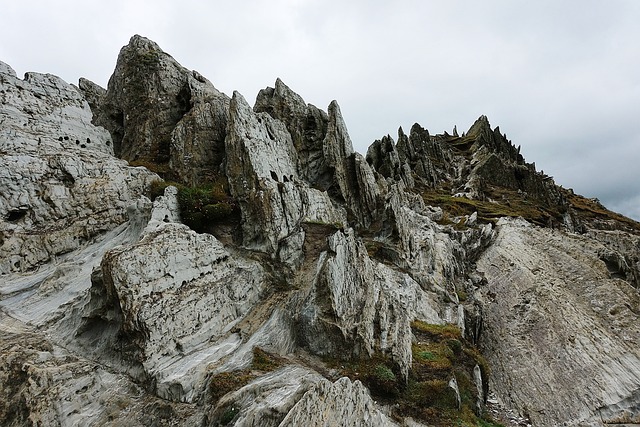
{"left": 406, "top": 379, "right": 458, "bottom": 409}
{"left": 374, "top": 364, "right": 396, "bottom": 382}
{"left": 447, "top": 339, "right": 463, "bottom": 355}
{"left": 208, "top": 371, "right": 253, "bottom": 403}
{"left": 368, "top": 363, "right": 399, "bottom": 397}
{"left": 147, "top": 179, "right": 237, "bottom": 232}
{"left": 251, "top": 347, "right": 284, "bottom": 372}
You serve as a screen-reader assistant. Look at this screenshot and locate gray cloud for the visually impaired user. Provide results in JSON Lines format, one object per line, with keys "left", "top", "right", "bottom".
{"left": 2, "top": 0, "right": 638, "bottom": 220}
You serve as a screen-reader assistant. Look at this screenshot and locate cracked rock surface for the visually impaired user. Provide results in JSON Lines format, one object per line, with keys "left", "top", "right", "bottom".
{"left": 2, "top": 36, "right": 640, "bottom": 427}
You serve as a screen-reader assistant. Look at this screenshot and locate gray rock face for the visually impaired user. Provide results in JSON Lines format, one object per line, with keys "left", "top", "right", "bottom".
{"left": 254, "top": 78, "right": 331, "bottom": 188}
{"left": 299, "top": 228, "right": 443, "bottom": 380}
{"left": 323, "top": 101, "right": 382, "bottom": 228}
{"left": 397, "top": 124, "right": 448, "bottom": 186}
{"left": 226, "top": 91, "right": 345, "bottom": 259}
{"left": 477, "top": 218, "right": 640, "bottom": 426}
{"left": 0, "top": 325, "right": 204, "bottom": 426}
{"left": 94, "top": 35, "right": 229, "bottom": 185}
{"left": 206, "top": 366, "right": 325, "bottom": 427}
{"left": 0, "top": 60, "right": 156, "bottom": 275}
{"left": 366, "top": 134, "right": 414, "bottom": 188}
{"left": 279, "top": 377, "right": 398, "bottom": 427}
{"left": 100, "top": 220, "right": 265, "bottom": 401}
{"left": 254, "top": 79, "right": 382, "bottom": 230}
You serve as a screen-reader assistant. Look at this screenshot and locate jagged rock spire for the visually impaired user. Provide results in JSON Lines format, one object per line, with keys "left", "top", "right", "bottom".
{"left": 89, "top": 34, "right": 229, "bottom": 185}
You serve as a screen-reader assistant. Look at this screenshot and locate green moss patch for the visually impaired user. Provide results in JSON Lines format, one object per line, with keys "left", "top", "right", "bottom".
{"left": 400, "top": 322, "right": 499, "bottom": 426}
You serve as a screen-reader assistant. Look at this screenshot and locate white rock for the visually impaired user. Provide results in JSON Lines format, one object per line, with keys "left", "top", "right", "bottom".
{"left": 101, "top": 223, "right": 265, "bottom": 401}
{"left": 477, "top": 218, "right": 640, "bottom": 426}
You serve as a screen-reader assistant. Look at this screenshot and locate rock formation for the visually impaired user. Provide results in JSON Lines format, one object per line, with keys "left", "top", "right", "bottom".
{"left": 86, "top": 35, "right": 230, "bottom": 186}
{"left": 1, "top": 35, "right": 639, "bottom": 427}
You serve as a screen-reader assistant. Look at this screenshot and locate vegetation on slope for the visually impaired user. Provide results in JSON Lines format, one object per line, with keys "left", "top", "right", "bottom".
{"left": 148, "top": 177, "right": 238, "bottom": 233}
{"left": 330, "top": 322, "right": 503, "bottom": 427}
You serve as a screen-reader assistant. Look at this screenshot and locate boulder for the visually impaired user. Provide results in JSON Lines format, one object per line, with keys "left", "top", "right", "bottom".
{"left": 279, "top": 377, "right": 398, "bottom": 427}
{"left": 100, "top": 220, "right": 265, "bottom": 401}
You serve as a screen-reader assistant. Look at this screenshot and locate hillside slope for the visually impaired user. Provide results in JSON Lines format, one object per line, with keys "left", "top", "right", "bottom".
{"left": 1, "top": 36, "right": 639, "bottom": 427}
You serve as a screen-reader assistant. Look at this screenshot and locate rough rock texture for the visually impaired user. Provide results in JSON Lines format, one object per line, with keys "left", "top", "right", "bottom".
{"left": 299, "top": 228, "right": 443, "bottom": 380}
{"left": 323, "top": 101, "right": 383, "bottom": 228}
{"left": 255, "top": 78, "right": 384, "bottom": 228}
{"left": 477, "top": 218, "right": 640, "bottom": 426}
{"left": 254, "top": 78, "right": 331, "bottom": 188}
{"left": 93, "top": 35, "right": 229, "bottom": 185}
{"left": 100, "top": 218, "right": 265, "bottom": 401}
{"left": 206, "top": 366, "right": 325, "bottom": 427}
{"left": 0, "top": 325, "right": 204, "bottom": 427}
{"left": 366, "top": 134, "right": 413, "bottom": 188}
{"left": 0, "top": 60, "right": 156, "bottom": 274}
{"left": 3, "top": 36, "right": 640, "bottom": 427}
{"left": 226, "top": 91, "right": 345, "bottom": 259}
{"left": 279, "top": 377, "right": 398, "bottom": 427}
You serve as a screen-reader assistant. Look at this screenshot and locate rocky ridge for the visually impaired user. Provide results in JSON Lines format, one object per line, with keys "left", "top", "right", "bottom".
{"left": 1, "top": 35, "right": 639, "bottom": 427}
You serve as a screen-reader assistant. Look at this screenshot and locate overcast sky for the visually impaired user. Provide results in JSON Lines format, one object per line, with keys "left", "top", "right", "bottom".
{"left": 2, "top": 1, "right": 639, "bottom": 220}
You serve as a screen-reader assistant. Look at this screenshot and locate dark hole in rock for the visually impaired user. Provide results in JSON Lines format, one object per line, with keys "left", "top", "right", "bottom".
{"left": 86, "top": 138, "right": 91, "bottom": 143}
{"left": 602, "top": 257, "right": 626, "bottom": 280}
{"left": 80, "top": 144, "right": 87, "bottom": 148}
{"left": 270, "top": 171, "right": 279, "bottom": 181}
{"left": 6, "top": 209, "right": 27, "bottom": 222}
{"left": 64, "top": 136, "right": 69, "bottom": 140}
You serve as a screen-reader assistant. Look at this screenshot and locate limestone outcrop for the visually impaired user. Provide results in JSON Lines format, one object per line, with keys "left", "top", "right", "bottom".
{"left": 225, "top": 91, "right": 345, "bottom": 260}
{"left": 90, "top": 35, "right": 230, "bottom": 185}
{"left": 2, "top": 36, "right": 640, "bottom": 427}
{"left": 298, "top": 228, "right": 443, "bottom": 380}
{"left": 476, "top": 218, "right": 640, "bottom": 426}
{"left": 0, "top": 60, "right": 156, "bottom": 275}
{"left": 254, "top": 78, "right": 331, "bottom": 188}
{"left": 100, "top": 219, "right": 265, "bottom": 401}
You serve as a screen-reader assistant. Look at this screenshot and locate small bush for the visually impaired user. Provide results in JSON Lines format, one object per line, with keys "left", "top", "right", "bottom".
{"left": 208, "top": 371, "right": 253, "bottom": 403}
{"left": 149, "top": 180, "right": 180, "bottom": 200}
{"left": 447, "top": 339, "right": 463, "bottom": 355}
{"left": 374, "top": 364, "right": 396, "bottom": 382}
{"left": 406, "top": 379, "right": 458, "bottom": 409}
{"left": 368, "top": 363, "right": 399, "bottom": 397}
{"left": 147, "top": 179, "right": 237, "bottom": 232}
{"left": 203, "top": 203, "right": 234, "bottom": 221}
